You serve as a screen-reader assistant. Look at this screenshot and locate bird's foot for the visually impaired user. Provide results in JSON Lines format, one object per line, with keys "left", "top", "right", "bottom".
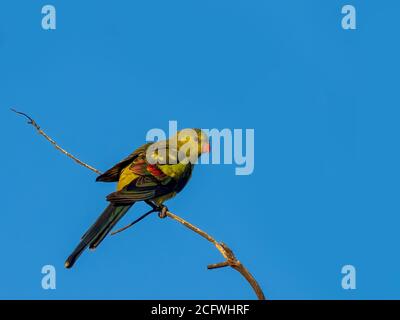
{"left": 157, "top": 205, "right": 168, "bottom": 219}
{"left": 145, "top": 200, "right": 168, "bottom": 219}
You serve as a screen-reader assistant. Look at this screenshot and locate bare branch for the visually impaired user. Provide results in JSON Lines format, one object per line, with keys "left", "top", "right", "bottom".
{"left": 12, "top": 109, "right": 266, "bottom": 300}
{"left": 165, "top": 212, "right": 266, "bottom": 300}
{"left": 11, "top": 108, "right": 102, "bottom": 175}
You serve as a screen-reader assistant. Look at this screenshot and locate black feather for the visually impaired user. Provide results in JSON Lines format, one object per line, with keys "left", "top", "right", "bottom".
{"left": 65, "top": 203, "right": 133, "bottom": 268}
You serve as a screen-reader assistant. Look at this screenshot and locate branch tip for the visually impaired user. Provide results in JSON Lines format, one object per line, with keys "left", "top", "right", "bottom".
{"left": 207, "top": 261, "right": 230, "bottom": 269}
{"left": 10, "top": 108, "right": 35, "bottom": 125}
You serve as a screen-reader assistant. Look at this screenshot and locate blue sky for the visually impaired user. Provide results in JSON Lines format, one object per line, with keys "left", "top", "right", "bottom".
{"left": 1, "top": 0, "right": 400, "bottom": 299}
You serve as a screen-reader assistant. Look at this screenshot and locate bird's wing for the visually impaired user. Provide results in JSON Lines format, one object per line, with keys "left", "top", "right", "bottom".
{"left": 96, "top": 142, "right": 152, "bottom": 182}
{"left": 107, "top": 150, "right": 192, "bottom": 206}
{"left": 106, "top": 178, "right": 176, "bottom": 205}
{"left": 106, "top": 164, "right": 176, "bottom": 205}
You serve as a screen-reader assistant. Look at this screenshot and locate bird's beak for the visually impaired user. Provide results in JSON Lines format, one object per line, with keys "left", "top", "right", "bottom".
{"left": 202, "top": 142, "right": 210, "bottom": 153}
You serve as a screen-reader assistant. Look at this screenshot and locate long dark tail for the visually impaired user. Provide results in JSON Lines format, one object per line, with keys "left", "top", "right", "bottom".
{"left": 65, "top": 203, "right": 133, "bottom": 268}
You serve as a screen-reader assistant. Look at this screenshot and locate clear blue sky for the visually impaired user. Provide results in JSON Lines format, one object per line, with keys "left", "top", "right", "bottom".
{"left": 1, "top": 0, "right": 400, "bottom": 299}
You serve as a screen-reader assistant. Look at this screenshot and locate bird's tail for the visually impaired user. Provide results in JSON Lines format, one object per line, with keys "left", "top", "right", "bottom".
{"left": 65, "top": 203, "right": 133, "bottom": 269}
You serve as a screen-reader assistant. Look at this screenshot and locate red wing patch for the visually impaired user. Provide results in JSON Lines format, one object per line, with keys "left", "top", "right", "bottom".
{"left": 147, "top": 164, "right": 167, "bottom": 179}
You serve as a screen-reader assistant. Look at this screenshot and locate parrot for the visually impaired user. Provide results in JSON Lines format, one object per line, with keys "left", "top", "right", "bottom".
{"left": 64, "top": 128, "right": 210, "bottom": 268}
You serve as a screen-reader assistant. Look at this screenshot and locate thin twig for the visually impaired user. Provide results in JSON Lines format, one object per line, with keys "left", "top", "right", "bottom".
{"left": 11, "top": 108, "right": 102, "bottom": 175}
{"left": 12, "top": 108, "right": 266, "bottom": 300}
{"left": 111, "top": 209, "right": 156, "bottom": 236}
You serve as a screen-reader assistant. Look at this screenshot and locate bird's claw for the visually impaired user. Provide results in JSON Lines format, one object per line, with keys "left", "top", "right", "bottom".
{"left": 158, "top": 205, "right": 168, "bottom": 219}
{"left": 145, "top": 200, "right": 168, "bottom": 218}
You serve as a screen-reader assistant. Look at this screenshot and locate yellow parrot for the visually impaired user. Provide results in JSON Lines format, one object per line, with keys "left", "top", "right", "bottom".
{"left": 65, "top": 128, "right": 210, "bottom": 268}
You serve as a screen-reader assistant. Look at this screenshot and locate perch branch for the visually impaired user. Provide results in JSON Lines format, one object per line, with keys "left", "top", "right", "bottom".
{"left": 165, "top": 211, "right": 266, "bottom": 300}
{"left": 12, "top": 108, "right": 266, "bottom": 300}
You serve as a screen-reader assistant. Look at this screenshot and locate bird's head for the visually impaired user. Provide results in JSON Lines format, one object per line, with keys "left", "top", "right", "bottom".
{"left": 172, "top": 128, "right": 210, "bottom": 162}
